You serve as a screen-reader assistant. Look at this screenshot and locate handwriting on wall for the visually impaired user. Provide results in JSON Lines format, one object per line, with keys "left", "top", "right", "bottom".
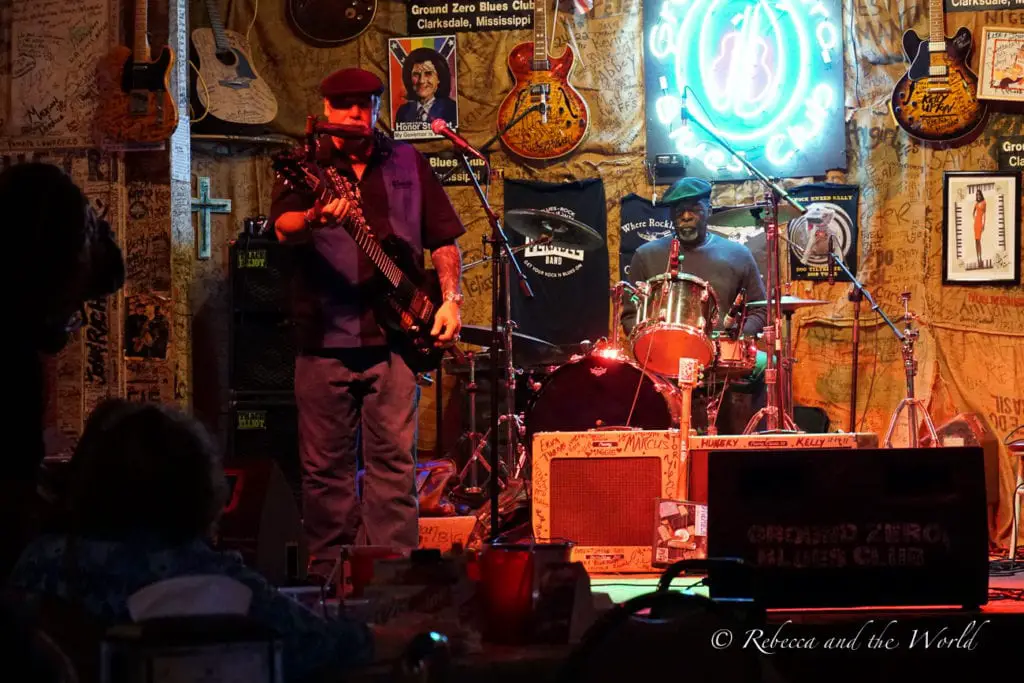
{"left": 83, "top": 298, "right": 109, "bottom": 386}
{"left": 9, "top": 0, "right": 108, "bottom": 145}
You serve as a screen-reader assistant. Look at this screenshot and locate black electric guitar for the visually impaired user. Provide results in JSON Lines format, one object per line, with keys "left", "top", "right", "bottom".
{"left": 889, "top": 0, "right": 987, "bottom": 144}
{"left": 272, "top": 153, "right": 453, "bottom": 372}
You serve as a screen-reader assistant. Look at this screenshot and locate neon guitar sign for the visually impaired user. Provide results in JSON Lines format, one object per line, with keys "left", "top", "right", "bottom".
{"left": 643, "top": 0, "right": 847, "bottom": 181}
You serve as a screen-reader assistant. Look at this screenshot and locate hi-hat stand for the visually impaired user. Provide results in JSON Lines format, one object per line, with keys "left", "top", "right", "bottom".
{"left": 827, "top": 253, "right": 938, "bottom": 447}
{"left": 676, "top": 86, "right": 807, "bottom": 433}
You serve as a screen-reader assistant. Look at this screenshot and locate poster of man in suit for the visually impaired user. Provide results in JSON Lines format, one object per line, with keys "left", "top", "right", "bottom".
{"left": 389, "top": 35, "right": 459, "bottom": 140}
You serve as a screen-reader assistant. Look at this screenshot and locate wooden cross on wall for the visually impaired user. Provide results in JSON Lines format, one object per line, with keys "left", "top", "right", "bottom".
{"left": 191, "top": 176, "right": 231, "bottom": 259}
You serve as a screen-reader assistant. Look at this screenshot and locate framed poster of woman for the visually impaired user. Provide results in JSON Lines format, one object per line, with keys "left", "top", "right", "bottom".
{"left": 942, "top": 171, "right": 1021, "bottom": 286}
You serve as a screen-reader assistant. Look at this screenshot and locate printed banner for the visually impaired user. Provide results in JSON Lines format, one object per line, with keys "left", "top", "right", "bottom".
{"left": 406, "top": 0, "right": 533, "bottom": 35}
{"left": 388, "top": 35, "right": 459, "bottom": 140}
{"left": 998, "top": 136, "right": 1024, "bottom": 172}
{"left": 618, "top": 193, "right": 673, "bottom": 281}
{"left": 422, "top": 151, "right": 488, "bottom": 186}
{"left": 945, "top": 0, "right": 1024, "bottom": 11}
{"left": 785, "top": 183, "right": 861, "bottom": 282}
{"left": 505, "top": 178, "right": 609, "bottom": 346}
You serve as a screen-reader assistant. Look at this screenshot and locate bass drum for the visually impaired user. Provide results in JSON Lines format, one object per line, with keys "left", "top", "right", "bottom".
{"left": 526, "top": 351, "right": 681, "bottom": 442}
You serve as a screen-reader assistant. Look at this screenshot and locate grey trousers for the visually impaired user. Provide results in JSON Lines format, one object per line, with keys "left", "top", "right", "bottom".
{"left": 294, "top": 347, "right": 419, "bottom": 572}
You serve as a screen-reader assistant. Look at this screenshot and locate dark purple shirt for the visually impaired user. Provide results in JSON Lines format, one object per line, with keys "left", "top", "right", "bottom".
{"left": 270, "top": 135, "right": 464, "bottom": 349}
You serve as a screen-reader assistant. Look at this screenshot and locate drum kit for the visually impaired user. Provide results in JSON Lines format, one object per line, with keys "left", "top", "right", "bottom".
{"left": 445, "top": 200, "right": 830, "bottom": 507}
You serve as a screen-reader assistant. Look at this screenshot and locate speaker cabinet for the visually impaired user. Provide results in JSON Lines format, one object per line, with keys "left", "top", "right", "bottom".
{"left": 215, "top": 456, "right": 307, "bottom": 586}
{"left": 532, "top": 430, "right": 683, "bottom": 573}
{"left": 229, "top": 400, "right": 300, "bottom": 505}
{"left": 230, "top": 237, "right": 291, "bottom": 314}
{"left": 706, "top": 447, "right": 989, "bottom": 609}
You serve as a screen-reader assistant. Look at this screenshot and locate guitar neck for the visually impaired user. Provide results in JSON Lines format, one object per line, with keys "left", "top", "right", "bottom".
{"left": 532, "top": 0, "right": 549, "bottom": 70}
{"left": 928, "top": 0, "right": 946, "bottom": 44}
{"left": 133, "top": 0, "right": 151, "bottom": 61}
{"left": 317, "top": 174, "right": 406, "bottom": 289}
{"left": 204, "top": 0, "right": 231, "bottom": 52}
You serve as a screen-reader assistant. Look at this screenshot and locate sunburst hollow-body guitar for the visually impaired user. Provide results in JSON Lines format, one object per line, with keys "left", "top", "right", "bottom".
{"left": 95, "top": 0, "right": 178, "bottom": 144}
{"left": 496, "top": 0, "right": 589, "bottom": 161}
{"left": 889, "top": 0, "right": 987, "bottom": 145}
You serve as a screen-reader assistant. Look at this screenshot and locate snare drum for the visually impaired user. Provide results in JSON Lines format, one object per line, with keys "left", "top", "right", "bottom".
{"left": 526, "top": 351, "right": 681, "bottom": 441}
{"left": 631, "top": 273, "right": 719, "bottom": 375}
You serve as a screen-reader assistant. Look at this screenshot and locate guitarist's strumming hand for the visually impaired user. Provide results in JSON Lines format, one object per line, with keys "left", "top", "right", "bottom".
{"left": 431, "top": 300, "right": 462, "bottom": 347}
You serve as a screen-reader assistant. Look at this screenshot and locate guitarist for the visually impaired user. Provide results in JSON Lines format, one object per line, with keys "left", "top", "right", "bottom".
{"left": 270, "top": 68, "right": 465, "bottom": 577}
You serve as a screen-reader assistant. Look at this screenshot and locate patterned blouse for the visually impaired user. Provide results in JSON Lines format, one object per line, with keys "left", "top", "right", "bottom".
{"left": 7, "top": 533, "right": 373, "bottom": 682}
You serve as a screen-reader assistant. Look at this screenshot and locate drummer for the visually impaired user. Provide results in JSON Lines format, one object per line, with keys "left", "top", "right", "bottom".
{"left": 621, "top": 177, "right": 767, "bottom": 338}
{"left": 621, "top": 177, "right": 768, "bottom": 434}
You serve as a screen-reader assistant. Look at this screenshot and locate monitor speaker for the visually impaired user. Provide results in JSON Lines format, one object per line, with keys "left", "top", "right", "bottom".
{"left": 706, "top": 446, "right": 989, "bottom": 609}
{"left": 215, "top": 456, "right": 307, "bottom": 586}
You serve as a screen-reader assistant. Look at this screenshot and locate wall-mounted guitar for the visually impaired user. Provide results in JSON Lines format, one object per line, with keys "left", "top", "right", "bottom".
{"left": 190, "top": 0, "right": 278, "bottom": 126}
{"left": 496, "top": 0, "right": 590, "bottom": 160}
{"left": 889, "top": 0, "right": 988, "bottom": 145}
{"left": 95, "top": 0, "right": 178, "bottom": 144}
{"left": 286, "top": 0, "right": 378, "bottom": 48}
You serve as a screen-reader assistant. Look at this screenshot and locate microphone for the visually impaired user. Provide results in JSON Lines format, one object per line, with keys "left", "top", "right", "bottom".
{"left": 315, "top": 121, "right": 373, "bottom": 138}
{"left": 724, "top": 289, "right": 746, "bottom": 330}
{"left": 827, "top": 235, "right": 836, "bottom": 285}
{"left": 430, "top": 119, "right": 486, "bottom": 161}
{"left": 669, "top": 238, "right": 680, "bottom": 276}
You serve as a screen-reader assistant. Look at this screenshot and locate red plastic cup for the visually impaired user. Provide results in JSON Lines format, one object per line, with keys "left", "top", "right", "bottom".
{"left": 479, "top": 544, "right": 535, "bottom": 644}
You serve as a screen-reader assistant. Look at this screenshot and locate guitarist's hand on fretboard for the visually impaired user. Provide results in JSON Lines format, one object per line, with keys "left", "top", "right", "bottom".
{"left": 307, "top": 196, "right": 353, "bottom": 227}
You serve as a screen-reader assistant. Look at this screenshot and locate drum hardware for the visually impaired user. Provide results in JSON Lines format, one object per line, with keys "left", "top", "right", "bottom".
{"left": 461, "top": 235, "right": 552, "bottom": 272}
{"left": 504, "top": 208, "right": 605, "bottom": 251}
{"left": 882, "top": 292, "right": 938, "bottom": 448}
{"left": 453, "top": 351, "right": 497, "bottom": 496}
{"left": 451, "top": 145, "right": 536, "bottom": 539}
{"left": 458, "top": 324, "right": 561, "bottom": 366}
{"left": 681, "top": 84, "right": 807, "bottom": 433}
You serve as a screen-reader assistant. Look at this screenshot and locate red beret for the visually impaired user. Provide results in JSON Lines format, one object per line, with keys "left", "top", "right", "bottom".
{"left": 319, "top": 68, "right": 384, "bottom": 98}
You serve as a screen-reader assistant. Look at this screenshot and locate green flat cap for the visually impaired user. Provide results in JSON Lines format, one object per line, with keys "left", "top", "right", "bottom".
{"left": 662, "top": 177, "right": 712, "bottom": 205}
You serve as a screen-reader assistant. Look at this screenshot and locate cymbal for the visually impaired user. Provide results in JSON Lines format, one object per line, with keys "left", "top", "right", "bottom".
{"left": 710, "top": 203, "right": 805, "bottom": 228}
{"left": 505, "top": 209, "right": 604, "bottom": 251}
{"left": 748, "top": 295, "right": 830, "bottom": 311}
{"left": 458, "top": 324, "right": 562, "bottom": 364}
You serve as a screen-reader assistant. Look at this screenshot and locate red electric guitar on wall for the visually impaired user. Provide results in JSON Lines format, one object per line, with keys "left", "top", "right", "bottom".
{"left": 496, "top": 0, "right": 590, "bottom": 160}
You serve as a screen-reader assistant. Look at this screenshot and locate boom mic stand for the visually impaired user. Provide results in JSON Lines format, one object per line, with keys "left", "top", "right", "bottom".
{"left": 677, "top": 87, "right": 806, "bottom": 433}
{"left": 827, "top": 254, "right": 938, "bottom": 447}
{"left": 454, "top": 150, "right": 534, "bottom": 540}
{"left": 437, "top": 103, "right": 546, "bottom": 184}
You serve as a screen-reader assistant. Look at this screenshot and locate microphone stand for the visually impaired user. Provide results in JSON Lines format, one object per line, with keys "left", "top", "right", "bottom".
{"left": 438, "top": 103, "right": 545, "bottom": 184}
{"left": 848, "top": 284, "right": 863, "bottom": 433}
{"left": 827, "top": 253, "right": 937, "bottom": 447}
{"left": 455, "top": 150, "right": 534, "bottom": 540}
{"left": 678, "top": 87, "right": 806, "bottom": 433}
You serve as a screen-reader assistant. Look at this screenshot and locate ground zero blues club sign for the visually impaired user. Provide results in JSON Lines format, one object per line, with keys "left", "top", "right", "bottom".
{"left": 643, "top": 0, "right": 847, "bottom": 182}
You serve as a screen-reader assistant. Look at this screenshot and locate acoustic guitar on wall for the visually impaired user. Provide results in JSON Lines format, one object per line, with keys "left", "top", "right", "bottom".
{"left": 496, "top": 0, "right": 590, "bottom": 161}
{"left": 191, "top": 0, "right": 278, "bottom": 126}
{"left": 889, "top": 0, "right": 988, "bottom": 145}
{"left": 95, "top": 0, "right": 178, "bottom": 144}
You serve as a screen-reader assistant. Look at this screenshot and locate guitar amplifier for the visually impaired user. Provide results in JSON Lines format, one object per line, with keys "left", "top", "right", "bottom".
{"left": 532, "top": 430, "right": 684, "bottom": 573}
{"left": 688, "top": 432, "right": 879, "bottom": 503}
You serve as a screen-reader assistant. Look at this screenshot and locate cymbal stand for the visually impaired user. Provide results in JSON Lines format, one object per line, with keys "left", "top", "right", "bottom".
{"left": 676, "top": 86, "right": 806, "bottom": 434}
{"left": 455, "top": 151, "right": 534, "bottom": 540}
{"left": 883, "top": 292, "right": 938, "bottom": 448}
{"left": 826, "top": 254, "right": 937, "bottom": 446}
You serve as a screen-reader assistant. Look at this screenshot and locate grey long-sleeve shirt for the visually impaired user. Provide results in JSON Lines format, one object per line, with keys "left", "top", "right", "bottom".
{"left": 621, "top": 233, "right": 768, "bottom": 337}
